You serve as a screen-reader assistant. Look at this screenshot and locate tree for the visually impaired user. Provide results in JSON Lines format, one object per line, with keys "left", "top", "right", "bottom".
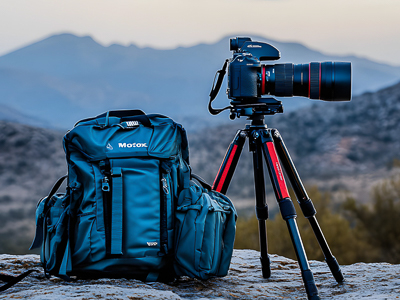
{"left": 343, "top": 175, "right": 400, "bottom": 263}
{"left": 235, "top": 186, "right": 374, "bottom": 264}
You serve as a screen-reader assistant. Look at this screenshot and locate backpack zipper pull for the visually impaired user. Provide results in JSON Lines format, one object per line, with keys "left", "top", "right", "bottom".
{"left": 161, "top": 177, "right": 169, "bottom": 194}
{"left": 102, "top": 176, "right": 110, "bottom": 192}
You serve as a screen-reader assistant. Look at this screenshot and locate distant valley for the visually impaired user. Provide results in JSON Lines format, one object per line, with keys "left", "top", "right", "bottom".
{"left": 0, "top": 81, "right": 399, "bottom": 253}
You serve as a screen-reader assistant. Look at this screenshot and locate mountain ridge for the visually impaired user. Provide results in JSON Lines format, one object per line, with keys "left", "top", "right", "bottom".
{"left": 1, "top": 33, "right": 400, "bottom": 129}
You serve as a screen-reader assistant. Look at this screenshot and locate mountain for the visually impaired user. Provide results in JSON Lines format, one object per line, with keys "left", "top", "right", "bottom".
{"left": 0, "top": 33, "right": 400, "bottom": 129}
{"left": 0, "top": 104, "right": 48, "bottom": 128}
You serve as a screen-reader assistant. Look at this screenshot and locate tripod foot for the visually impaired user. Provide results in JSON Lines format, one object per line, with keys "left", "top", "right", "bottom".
{"left": 326, "top": 256, "right": 344, "bottom": 283}
{"left": 302, "top": 269, "right": 320, "bottom": 300}
{"left": 260, "top": 255, "right": 271, "bottom": 278}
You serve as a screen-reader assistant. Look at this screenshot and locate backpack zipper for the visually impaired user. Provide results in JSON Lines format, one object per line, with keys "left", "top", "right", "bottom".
{"left": 102, "top": 176, "right": 110, "bottom": 192}
{"left": 100, "top": 160, "right": 112, "bottom": 256}
{"left": 161, "top": 177, "right": 169, "bottom": 195}
{"left": 160, "top": 172, "right": 170, "bottom": 255}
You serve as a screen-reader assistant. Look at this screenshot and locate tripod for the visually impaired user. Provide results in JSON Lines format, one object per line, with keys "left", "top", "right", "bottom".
{"left": 212, "top": 115, "right": 344, "bottom": 300}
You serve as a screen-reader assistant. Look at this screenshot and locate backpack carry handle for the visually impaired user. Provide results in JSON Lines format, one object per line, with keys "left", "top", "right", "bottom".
{"left": 47, "top": 175, "right": 68, "bottom": 203}
{"left": 191, "top": 173, "right": 212, "bottom": 191}
{"left": 105, "top": 110, "right": 152, "bottom": 127}
{"left": 75, "top": 109, "right": 152, "bottom": 127}
{"left": 29, "top": 175, "right": 68, "bottom": 251}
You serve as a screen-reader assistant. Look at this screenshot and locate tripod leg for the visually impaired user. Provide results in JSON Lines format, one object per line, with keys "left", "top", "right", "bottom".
{"left": 271, "top": 129, "right": 344, "bottom": 283}
{"left": 258, "top": 130, "right": 319, "bottom": 300}
{"left": 212, "top": 128, "right": 271, "bottom": 277}
{"left": 212, "top": 129, "right": 246, "bottom": 194}
{"left": 250, "top": 132, "right": 271, "bottom": 279}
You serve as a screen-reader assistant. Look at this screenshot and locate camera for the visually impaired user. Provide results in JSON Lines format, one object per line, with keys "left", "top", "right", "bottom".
{"left": 209, "top": 37, "right": 352, "bottom": 118}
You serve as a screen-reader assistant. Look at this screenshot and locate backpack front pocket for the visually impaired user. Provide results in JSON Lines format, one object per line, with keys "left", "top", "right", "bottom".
{"left": 109, "top": 158, "right": 162, "bottom": 258}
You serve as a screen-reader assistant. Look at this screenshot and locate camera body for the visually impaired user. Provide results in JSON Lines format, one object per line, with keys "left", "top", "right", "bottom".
{"left": 228, "top": 37, "right": 280, "bottom": 100}
{"left": 228, "top": 54, "right": 260, "bottom": 99}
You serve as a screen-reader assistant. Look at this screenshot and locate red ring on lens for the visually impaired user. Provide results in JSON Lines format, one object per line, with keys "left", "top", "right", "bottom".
{"left": 308, "top": 63, "right": 311, "bottom": 98}
{"left": 319, "top": 63, "right": 321, "bottom": 99}
{"left": 262, "top": 65, "right": 266, "bottom": 95}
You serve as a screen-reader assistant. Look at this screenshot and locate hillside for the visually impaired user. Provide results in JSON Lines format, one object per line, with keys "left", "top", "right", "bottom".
{"left": 0, "top": 122, "right": 65, "bottom": 253}
{"left": 0, "top": 81, "right": 399, "bottom": 253}
{"left": 1, "top": 33, "right": 400, "bottom": 128}
{"left": 188, "top": 82, "right": 400, "bottom": 203}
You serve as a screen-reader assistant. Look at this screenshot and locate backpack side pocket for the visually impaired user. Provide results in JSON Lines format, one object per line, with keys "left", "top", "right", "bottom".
{"left": 174, "top": 183, "right": 237, "bottom": 280}
{"left": 31, "top": 197, "right": 72, "bottom": 279}
{"left": 42, "top": 194, "right": 71, "bottom": 277}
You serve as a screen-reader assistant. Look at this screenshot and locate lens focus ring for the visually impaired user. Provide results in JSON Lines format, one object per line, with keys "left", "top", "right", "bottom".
{"left": 309, "top": 62, "right": 320, "bottom": 99}
{"left": 275, "top": 64, "right": 293, "bottom": 97}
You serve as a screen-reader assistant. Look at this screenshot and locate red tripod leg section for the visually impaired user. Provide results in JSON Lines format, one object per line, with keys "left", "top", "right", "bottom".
{"left": 214, "top": 144, "right": 238, "bottom": 192}
{"left": 264, "top": 141, "right": 290, "bottom": 200}
{"left": 212, "top": 130, "right": 246, "bottom": 194}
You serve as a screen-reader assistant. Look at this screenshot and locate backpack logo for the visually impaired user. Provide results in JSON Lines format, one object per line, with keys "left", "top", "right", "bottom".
{"left": 147, "top": 242, "right": 158, "bottom": 247}
{"left": 118, "top": 142, "right": 147, "bottom": 148}
{"left": 106, "top": 143, "right": 113, "bottom": 150}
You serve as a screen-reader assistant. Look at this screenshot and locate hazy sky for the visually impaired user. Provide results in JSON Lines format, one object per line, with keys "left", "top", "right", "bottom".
{"left": 1, "top": 0, "right": 399, "bottom": 65}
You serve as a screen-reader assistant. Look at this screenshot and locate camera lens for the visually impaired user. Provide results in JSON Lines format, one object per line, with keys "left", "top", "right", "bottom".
{"left": 261, "top": 62, "right": 351, "bottom": 101}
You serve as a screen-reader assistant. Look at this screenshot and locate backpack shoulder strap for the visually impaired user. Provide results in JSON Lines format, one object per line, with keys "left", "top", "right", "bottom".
{"left": 191, "top": 173, "right": 212, "bottom": 191}
{"left": 0, "top": 270, "right": 38, "bottom": 292}
{"left": 177, "top": 124, "right": 189, "bottom": 164}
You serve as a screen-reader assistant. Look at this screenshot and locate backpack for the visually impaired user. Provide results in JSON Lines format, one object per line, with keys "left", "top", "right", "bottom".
{"left": 30, "top": 110, "right": 191, "bottom": 281}
{"left": 18, "top": 109, "right": 238, "bottom": 289}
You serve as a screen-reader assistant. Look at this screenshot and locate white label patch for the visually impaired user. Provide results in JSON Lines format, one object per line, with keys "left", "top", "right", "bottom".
{"left": 147, "top": 242, "right": 158, "bottom": 247}
{"left": 118, "top": 142, "right": 147, "bottom": 148}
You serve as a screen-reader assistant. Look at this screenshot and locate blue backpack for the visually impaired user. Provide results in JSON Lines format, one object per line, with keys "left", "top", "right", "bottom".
{"left": 30, "top": 110, "right": 190, "bottom": 281}
{"left": 26, "top": 110, "right": 236, "bottom": 284}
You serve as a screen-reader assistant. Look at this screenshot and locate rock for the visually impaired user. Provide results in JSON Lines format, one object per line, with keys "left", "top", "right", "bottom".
{"left": 1, "top": 250, "right": 399, "bottom": 299}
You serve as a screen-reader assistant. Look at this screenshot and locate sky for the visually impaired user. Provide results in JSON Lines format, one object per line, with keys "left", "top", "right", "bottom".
{"left": 0, "top": 0, "right": 399, "bottom": 66}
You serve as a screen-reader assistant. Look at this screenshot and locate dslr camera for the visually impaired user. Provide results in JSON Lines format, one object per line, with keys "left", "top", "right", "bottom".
{"left": 209, "top": 37, "right": 352, "bottom": 119}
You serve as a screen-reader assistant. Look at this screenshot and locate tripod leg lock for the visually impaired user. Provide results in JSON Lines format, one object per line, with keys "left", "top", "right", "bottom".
{"left": 255, "top": 205, "right": 269, "bottom": 220}
{"left": 260, "top": 255, "right": 271, "bottom": 278}
{"left": 279, "top": 198, "right": 297, "bottom": 220}
{"left": 299, "top": 198, "right": 317, "bottom": 218}
{"left": 326, "top": 256, "right": 344, "bottom": 283}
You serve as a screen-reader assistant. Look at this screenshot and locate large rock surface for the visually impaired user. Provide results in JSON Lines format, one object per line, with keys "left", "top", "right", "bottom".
{"left": 1, "top": 250, "right": 399, "bottom": 299}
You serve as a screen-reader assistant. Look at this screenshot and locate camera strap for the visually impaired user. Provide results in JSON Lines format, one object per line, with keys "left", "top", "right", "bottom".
{"left": 208, "top": 59, "right": 232, "bottom": 115}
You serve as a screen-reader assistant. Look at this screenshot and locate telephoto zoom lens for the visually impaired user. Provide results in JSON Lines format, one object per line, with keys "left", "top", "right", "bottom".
{"left": 261, "top": 62, "right": 351, "bottom": 101}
